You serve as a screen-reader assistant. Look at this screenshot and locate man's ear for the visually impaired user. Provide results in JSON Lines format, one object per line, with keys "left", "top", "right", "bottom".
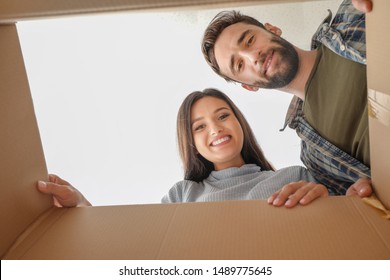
{"left": 242, "top": 84, "right": 259, "bottom": 92}
{"left": 264, "top": 23, "right": 282, "bottom": 37}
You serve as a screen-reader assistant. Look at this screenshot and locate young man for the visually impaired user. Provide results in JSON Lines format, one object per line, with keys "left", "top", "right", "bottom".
{"left": 201, "top": 0, "right": 373, "bottom": 195}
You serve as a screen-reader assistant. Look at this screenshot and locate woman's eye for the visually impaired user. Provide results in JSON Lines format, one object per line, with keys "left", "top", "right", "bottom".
{"left": 194, "top": 124, "right": 205, "bottom": 131}
{"left": 219, "top": 113, "right": 229, "bottom": 120}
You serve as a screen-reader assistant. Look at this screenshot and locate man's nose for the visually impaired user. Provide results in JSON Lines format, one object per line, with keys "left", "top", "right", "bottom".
{"left": 241, "top": 50, "right": 259, "bottom": 65}
{"left": 240, "top": 49, "right": 259, "bottom": 66}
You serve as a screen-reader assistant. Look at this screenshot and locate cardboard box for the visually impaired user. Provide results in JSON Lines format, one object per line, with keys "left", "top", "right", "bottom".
{"left": 0, "top": 0, "right": 389, "bottom": 260}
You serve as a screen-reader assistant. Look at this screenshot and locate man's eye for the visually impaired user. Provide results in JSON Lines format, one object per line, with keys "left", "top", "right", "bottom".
{"left": 237, "top": 61, "right": 243, "bottom": 71}
{"left": 247, "top": 35, "right": 254, "bottom": 46}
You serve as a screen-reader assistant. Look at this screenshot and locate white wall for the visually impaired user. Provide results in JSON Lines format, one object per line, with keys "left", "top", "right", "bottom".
{"left": 17, "top": 0, "right": 340, "bottom": 206}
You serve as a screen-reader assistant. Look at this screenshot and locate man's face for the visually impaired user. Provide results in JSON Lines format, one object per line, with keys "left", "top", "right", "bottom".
{"left": 214, "top": 22, "right": 299, "bottom": 90}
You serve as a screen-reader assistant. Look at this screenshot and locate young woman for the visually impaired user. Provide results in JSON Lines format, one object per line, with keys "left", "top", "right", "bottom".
{"left": 164, "top": 88, "right": 325, "bottom": 207}
{"left": 37, "top": 89, "right": 372, "bottom": 208}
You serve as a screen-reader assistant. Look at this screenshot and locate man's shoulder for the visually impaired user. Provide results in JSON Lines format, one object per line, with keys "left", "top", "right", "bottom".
{"left": 311, "top": 0, "right": 366, "bottom": 64}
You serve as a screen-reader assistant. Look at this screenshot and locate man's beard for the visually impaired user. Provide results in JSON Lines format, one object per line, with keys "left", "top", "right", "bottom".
{"left": 254, "top": 36, "right": 299, "bottom": 89}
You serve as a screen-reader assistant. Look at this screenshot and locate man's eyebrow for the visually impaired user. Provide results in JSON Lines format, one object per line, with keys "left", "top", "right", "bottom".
{"left": 230, "top": 29, "right": 251, "bottom": 75}
{"left": 238, "top": 29, "right": 251, "bottom": 45}
{"left": 230, "top": 55, "right": 236, "bottom": 75}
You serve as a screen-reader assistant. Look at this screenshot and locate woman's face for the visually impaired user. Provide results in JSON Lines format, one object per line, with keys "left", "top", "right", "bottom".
{"left": 190, "top": 96, "right": 245, "bottom": 170}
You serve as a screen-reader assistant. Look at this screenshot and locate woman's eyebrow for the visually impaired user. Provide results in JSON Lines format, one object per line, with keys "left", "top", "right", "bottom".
{"left": 214, "top": 107, "right": 230, "bottom": 114}
{"left": 191, "top": 116, "right": 203, "bottom": 126}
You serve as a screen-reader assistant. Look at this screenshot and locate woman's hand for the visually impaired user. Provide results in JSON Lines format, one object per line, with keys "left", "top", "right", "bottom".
{"left": 267, "top": 181, "right": 328, "bottom": 208}
{"left": 36, "top": 174, "right": 92, "bottom": 207}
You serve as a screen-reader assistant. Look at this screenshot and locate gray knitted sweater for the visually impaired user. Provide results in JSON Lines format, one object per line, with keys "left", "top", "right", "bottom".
{"left": 161, "top": 164, "right": 317, "bottom": 203}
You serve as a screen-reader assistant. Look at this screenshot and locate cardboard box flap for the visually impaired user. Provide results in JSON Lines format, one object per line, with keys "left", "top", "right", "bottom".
{"left": 366, "top": 0, "right": 390, "bottom": 210}
{"left": 367, "top": 0, "right": 390, "bottom": 94}
{"left": 4, "top": 197, "right": 390, "bottom": 260}
{"left": 0, "top": 0, "right": 305, "bottom": 23}
{"left": 0, "top": 24, "right": 50, "bottom": 259}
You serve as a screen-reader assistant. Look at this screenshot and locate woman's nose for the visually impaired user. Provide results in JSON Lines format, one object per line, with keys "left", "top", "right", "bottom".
{"left": 209, "top": 123, "right": 223, "bottom": 135}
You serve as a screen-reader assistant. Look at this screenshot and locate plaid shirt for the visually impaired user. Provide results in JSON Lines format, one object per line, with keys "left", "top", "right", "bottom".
{"left": 281, "top": 0, "right": 370, "bottom": 195}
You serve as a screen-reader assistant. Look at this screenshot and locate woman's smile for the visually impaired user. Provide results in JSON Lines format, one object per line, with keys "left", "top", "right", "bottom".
{"left": 210, "top": 135, "right": 231, "bottom": 147}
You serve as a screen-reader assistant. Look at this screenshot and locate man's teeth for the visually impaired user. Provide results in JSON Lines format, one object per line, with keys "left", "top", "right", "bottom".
{"left": 266, "top": 57, "right": 271, "bottom": 69}
{"left": 212, "top": 136, "right": 230, "bottom": 146}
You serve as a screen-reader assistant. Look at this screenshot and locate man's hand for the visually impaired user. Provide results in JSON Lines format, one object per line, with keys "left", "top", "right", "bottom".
{"left": 352, "top": 0, "right": 373, "bottom": 12}
{"left": 37, "top": 174, "right": 92, "bottom": 207}
{"left": 267, "top": 181, "right": 328, "bottom": 208}
{"left": 346, "top": 177, "right": 373, "bottom": 197}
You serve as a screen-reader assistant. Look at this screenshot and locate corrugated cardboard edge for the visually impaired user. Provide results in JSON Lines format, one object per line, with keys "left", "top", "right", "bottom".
{"left": 363, "top": 194, "right": 390, "bottom": 219}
